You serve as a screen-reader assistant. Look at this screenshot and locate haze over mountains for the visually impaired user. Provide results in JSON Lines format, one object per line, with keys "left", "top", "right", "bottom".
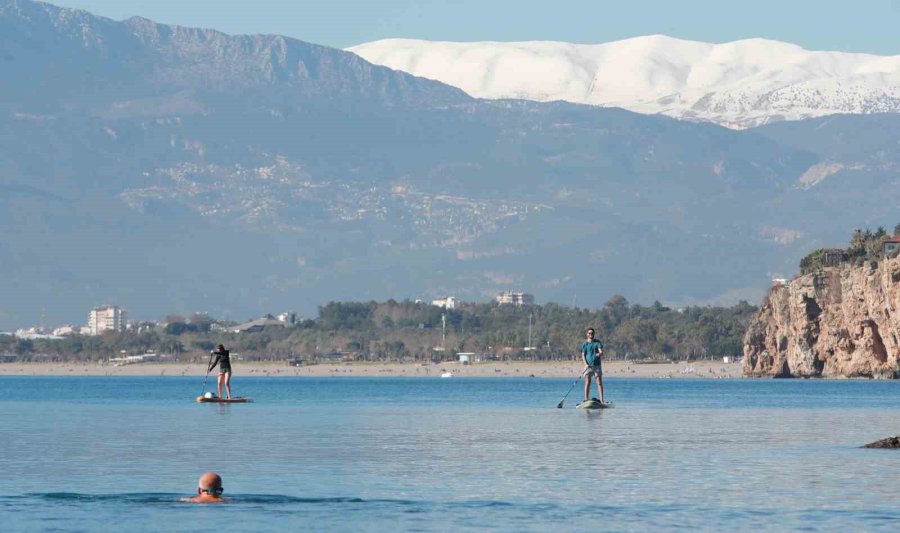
{"left": 349, "top": 36, "right": 900, "bottom": 129}
{"left": 2, "top": 0, "right": 900, "bottom": 329}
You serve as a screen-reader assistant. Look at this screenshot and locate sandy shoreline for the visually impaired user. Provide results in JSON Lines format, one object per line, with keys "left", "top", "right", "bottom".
{"left": 0, "top": 360, "right": 743, "bottom": 379}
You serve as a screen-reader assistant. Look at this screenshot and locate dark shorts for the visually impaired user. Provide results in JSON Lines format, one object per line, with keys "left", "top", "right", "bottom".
{"left": 219, "top": 365, "right": 232, "bottom": 375}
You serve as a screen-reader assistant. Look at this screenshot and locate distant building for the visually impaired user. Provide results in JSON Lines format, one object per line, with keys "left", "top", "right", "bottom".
{"left": 800, "top": 248, "right": 849, "bottom": 274}
{"left": 52, "top": 325, "right": 79, "bottom": 336}
{"left": 130, "top": 321, "right": 158, "bottom": 333}
{"left": 432, "top": 296, "right": 457, "bottom": 309}
{"left": 14, "top": 327, "right": 61, "bottom": 340}
{"left": 822, "top": 249, "right": 848, "bottom": 266}
{"left": 884, "top": 238, "right": 900, "bottom": 257}
{"left": 496, "top": 291, "right": 534, "bottom": 306}
{"left": 88, "top": 305, "right": 127, "bottom": 335}
{"left": 15, "top": 326, "right": 46, "bottom": 337}
{"left": 232, "top": 317, "right": 285, "bottom": 333}
{"left": 108, "top": 353, "right": 160, "bottom": 366}
{"left": 276, "top": 311, "right": 297, "bottom": 325}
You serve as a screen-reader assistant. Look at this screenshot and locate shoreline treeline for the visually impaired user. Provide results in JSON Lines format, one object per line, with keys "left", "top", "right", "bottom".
{"left": 2, "top": 296, "right": 756, "bottom": 363}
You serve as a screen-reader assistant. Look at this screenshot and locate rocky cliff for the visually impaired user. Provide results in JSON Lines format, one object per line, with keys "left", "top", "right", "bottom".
{"left": 743, "top": 257, "right": 900, "bottom": 378}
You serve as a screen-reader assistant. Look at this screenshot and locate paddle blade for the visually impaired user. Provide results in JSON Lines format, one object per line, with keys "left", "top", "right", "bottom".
{"left": 556, "top": 400, "right": 564, "bottom": 408}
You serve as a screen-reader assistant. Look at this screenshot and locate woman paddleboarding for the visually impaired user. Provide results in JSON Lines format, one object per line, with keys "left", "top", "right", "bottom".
{"left": 208, "top": 344, "right": 234, "bottom": 399}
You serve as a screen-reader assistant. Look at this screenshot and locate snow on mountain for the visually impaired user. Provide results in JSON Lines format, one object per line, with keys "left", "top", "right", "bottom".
{"left": 348, "top": 35, "right": 900, "bottom": 128}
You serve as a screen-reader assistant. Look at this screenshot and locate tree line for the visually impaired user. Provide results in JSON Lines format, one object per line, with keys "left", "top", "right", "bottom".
{"left": 2, "top": 296, "right": 756, "bottom": 363}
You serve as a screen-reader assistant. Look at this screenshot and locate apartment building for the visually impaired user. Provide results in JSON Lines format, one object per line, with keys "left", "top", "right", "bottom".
{"left": 495, "top": 291, "right": 534, "bottom": 306}
{"left": 88, "top": 305, "right": 127, "bottom": 335}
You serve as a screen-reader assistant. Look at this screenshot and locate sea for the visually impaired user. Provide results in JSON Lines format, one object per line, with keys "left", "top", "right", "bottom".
{"left": 0, "top": 376, "right": 898, "bottom": 532}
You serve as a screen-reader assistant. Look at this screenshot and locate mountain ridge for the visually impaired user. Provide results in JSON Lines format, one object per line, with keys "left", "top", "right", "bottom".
{"left": 1, "top": 0, "right": 470, "bottom": 109}
{"left": 2, "top": 1, "right": 900, "bottom": 329}
{"left": 348, "top": 35, "right": 900, "bottom": 128}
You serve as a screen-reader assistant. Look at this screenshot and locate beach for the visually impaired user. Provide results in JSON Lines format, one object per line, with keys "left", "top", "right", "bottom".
{"left": 0, "top": 360, "right": 742, "bottom": 378}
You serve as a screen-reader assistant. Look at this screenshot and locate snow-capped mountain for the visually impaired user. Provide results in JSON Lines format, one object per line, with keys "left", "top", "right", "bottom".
{"left": 348, "top": 35, "right": 900, "bottom": 128}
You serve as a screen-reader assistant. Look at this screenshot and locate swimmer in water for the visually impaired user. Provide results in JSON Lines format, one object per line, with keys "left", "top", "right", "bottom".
{"left": 184, "top": 472, "right": 225, "bottom": 503}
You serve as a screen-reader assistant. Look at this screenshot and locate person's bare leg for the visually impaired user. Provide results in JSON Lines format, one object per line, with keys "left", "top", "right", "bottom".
{"left": 217, "top": 373, "right": 224, "bottom": 398}
{"left": 584, "top": 375, "right": 591, "bottom": 401}
{"left": 224, "top": 372, "right": 232, "bottom": 399}
{"left": 597, "top": 376, "right": 605, "bottom": 403}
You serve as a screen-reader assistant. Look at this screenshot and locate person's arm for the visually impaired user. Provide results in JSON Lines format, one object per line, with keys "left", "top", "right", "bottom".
{"left": 580, "top": 343, "right": 590, "bottom": 368}
{"left": 208, "top": 353, "right": 220, "bottom": 373}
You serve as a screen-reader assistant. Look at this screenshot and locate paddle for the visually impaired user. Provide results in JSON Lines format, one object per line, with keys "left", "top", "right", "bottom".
{"left": 556, "top": 369, "right": 587, "bottom": 408}
{"left": 200, "top": 351, "right": 213, "bottom": 398}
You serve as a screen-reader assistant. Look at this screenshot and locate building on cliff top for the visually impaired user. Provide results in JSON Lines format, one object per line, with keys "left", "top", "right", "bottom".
{"left": 800, "top": 248, "right": 848, "bottom": 275}
{"left": 822, "top": 249, "right": 848, "bottom": 267}
{"left": 883, "top": 238, "right": 900, "bottom": 257}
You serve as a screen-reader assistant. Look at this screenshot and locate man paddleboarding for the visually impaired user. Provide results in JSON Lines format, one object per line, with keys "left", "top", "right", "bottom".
{"left": 581, "top": 328, "right": 605, "bottom": 403}
{"left": 208, "top": 344, "right": 233, "bottom": 400}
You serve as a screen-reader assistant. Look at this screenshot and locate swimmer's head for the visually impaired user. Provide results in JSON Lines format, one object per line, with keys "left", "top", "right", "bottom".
{"left": 198, "top": 472, "right": 223, "bottom": 496}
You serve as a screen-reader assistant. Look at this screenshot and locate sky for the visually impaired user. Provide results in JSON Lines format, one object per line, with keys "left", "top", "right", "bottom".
{"left": 49, "top": 0, "right": 900, "bottom": 54}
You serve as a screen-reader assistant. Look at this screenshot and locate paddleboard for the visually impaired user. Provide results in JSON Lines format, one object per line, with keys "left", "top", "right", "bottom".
{"left": 196, "top": 396, "right": 252, "bottom": 403}
{"left": 575, "top": 399, "right": 614, "bottom": 409}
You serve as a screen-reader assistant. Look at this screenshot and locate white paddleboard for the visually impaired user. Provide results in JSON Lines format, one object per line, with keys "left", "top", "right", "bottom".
{"left": 196, "top": 396, "right": 252, "bottom": 403}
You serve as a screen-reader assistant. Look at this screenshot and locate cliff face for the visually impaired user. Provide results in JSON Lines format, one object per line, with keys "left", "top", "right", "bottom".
{"left": 743, "top": 257, "right": 900, "bottom": 378}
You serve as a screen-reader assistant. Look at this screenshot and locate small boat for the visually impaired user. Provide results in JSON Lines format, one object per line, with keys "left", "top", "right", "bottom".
{"left": 440, "top": 372, "right": 453, "bottom": 378}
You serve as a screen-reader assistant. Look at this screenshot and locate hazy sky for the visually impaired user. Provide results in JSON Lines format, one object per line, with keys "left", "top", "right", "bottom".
{"left": 50, "top": 0, "right": 900, "bottom": 54}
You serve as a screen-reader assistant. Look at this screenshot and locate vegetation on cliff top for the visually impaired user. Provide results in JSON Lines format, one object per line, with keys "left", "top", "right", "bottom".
{"left": 800, "top": 225, "right": 900, "bottom": 273}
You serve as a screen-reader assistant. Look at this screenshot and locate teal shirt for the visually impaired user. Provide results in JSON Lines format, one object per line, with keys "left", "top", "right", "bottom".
{"left": 581, "top": 339, "right": 603, "bottom": 366}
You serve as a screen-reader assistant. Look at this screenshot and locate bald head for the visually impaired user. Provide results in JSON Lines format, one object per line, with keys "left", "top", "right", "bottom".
{"left": 198, "top": 472, "right": 222, "bottom": 491}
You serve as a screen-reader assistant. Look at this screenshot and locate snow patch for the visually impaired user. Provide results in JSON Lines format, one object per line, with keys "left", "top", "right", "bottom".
{"left": 349, "top": 35, "right": 900, "bottom": 129}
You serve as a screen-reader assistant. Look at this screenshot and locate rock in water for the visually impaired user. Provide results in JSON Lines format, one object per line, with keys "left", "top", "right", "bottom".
{"left": 863, "top": 436, "right": 900, "bottom": 449}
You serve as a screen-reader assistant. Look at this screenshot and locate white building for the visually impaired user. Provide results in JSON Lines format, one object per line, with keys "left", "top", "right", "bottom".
{"left": 88, "top": 305, "right": 127, "bottom": 335}
{"left": 432, "top": 296, "right": 457, "bottom": 309}
{"left": 277, "top": 311, "right": 297, "bottom": 325}
{"left": 14, "top": 327, "right": 62, "bottom": 339}
{"left": 495, "top": 291, "right": 534, "bottom": 306}
{"left": 15, "top": 326, "right": 46, "bottom": 337}
{"left": 52, "top": 325, "right": 79, "bottom": 336}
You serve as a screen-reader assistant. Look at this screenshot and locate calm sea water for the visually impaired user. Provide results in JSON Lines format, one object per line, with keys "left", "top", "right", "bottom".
{"left": 1, "top": 376, "right": 898, "bottom": 532}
